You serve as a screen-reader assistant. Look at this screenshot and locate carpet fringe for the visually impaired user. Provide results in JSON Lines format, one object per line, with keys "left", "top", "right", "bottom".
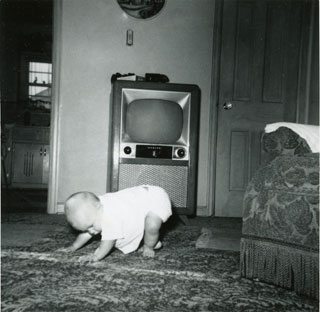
{"left": 240, "top": 238, "right": 319, "bottom": 299}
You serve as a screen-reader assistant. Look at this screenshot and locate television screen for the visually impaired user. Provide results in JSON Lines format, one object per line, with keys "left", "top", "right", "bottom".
{"left": 125, "top": 99, "right": 183, "bottom": 144}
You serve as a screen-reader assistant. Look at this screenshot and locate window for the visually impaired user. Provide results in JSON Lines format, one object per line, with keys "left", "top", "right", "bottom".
{"left": 28, "top": 61, "right": 52, "bottom": 110}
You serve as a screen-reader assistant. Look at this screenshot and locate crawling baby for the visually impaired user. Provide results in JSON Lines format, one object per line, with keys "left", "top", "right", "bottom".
{"left": 61, "top": 185, "right": 172, "bottom": 262}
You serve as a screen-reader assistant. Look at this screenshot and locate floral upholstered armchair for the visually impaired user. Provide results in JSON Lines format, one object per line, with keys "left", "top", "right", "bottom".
{"left": 240, "top": 123, "right": 319, "bottom": 299}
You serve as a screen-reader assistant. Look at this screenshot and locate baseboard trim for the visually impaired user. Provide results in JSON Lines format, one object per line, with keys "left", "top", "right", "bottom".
{"left": 196, "top": 206, "right": 210, "bottom": 217}
{"left": 55, "top": 203, "right": 65, "bottom": 214}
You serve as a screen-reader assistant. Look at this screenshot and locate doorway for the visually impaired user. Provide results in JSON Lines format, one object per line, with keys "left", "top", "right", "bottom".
{"left": 1, "top": 0, "right": 53, "bottom": 213}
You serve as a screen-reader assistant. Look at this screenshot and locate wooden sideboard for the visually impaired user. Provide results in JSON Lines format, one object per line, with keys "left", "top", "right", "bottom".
{"left": 2, "top": 125, "right": 50, "bottom": 189}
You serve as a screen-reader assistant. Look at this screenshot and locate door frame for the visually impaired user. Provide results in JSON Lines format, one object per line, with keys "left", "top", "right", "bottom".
{"left": 47, "top": 0, "right": 62, "bottom": 214}
{"left": 207, "top": 0, "right": 223, "bottom": 216}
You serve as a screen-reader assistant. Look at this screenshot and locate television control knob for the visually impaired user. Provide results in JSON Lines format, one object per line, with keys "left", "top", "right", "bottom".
{"left": 175, "top": 148, "right": 186, "bottom": 158}
{"left": 124, "top": 146, "right": 132, "bottom": 155}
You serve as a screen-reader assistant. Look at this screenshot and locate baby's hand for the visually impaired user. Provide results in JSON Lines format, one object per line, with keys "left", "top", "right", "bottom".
{"left": 57, "top": 246, "right": 76, "bottom": 253}
{"left": 78, "top": 254, "right": 99, "bottom": 264}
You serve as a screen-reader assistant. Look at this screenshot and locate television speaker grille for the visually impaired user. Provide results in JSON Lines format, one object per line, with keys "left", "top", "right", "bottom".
{"left": 118, "top": 164, "right": 188, "bottom": 208}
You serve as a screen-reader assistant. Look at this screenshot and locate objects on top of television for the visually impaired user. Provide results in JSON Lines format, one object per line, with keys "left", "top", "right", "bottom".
{"left": 145, "top": 73, "right": 169, "bottom": 83}
{"left": 111, "top": 73, "right": 169, "bottom": 84}
{"left": 111, "top": 73, "right": 145, "bottom": 83}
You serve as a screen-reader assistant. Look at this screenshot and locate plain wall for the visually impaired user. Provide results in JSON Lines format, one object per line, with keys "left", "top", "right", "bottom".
{"left": 55, "top": 0, "right": 215, "bottom": 214}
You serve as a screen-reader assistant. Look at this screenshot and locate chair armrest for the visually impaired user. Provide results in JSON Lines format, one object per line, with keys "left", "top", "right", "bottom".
{"left": 262, "top": 127, "right": 312, "bottom": 164}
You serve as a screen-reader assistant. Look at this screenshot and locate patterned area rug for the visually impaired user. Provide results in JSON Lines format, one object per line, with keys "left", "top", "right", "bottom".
{"left": 1, "top": 214, "right": 318, "bottom": 312}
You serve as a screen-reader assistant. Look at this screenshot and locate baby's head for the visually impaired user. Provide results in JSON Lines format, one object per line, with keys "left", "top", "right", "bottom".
{"left": 64, "top": 191, "right": 102, "bottom": 234}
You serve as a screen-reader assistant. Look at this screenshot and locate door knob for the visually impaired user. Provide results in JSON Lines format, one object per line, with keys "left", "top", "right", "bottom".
{"left": 223, "top": 102, "right": 233, "bottom": 110}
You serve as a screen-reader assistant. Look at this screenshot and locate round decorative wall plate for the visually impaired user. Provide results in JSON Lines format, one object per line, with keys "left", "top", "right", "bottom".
{"left": 117, "top": 0, "right": 165, "bottom": 20}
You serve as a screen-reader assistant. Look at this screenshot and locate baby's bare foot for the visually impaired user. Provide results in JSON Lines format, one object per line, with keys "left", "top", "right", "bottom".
{"left": 138, "top": 241, "right": 162, "bottom": 254}
{"left": 142, "top": 246, "right": 155, "bottom": 257}
{"left": 154, "top": 241, "right": 162, "bottom": 250}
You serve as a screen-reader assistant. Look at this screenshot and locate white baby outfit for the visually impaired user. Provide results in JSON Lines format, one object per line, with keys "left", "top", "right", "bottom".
{"left": 98, "top": 185, "right": 172, "bottom": 254}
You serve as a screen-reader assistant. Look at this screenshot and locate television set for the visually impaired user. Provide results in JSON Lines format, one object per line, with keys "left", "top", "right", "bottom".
{"left": 109, "top": 80, "right": 200, "bottom": 215}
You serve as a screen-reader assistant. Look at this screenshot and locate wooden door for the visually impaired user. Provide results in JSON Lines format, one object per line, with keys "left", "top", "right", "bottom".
{"left": 214, "top": 0, "right": 302, "bottom": 217}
